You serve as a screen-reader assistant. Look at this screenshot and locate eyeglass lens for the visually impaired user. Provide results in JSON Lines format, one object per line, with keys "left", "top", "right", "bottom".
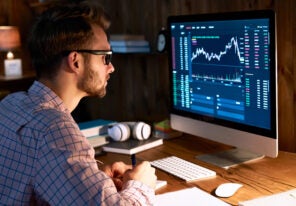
{"left": 104, "top": 54, "right": 112, "bottom": 65}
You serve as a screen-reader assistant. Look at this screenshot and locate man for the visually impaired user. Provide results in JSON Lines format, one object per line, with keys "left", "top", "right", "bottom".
{"left": 0, "top": 1, "right": 156, "bottom": 205}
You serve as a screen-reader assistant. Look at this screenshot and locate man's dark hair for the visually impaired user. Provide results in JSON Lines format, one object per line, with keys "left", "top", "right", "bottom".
{"left": 28, "top": 0, "right": 110, "bottom": 79}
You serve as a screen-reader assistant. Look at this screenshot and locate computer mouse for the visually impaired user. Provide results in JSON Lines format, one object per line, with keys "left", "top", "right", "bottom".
{"left": 215, "top": 183, "right": 243, "bottom": 198}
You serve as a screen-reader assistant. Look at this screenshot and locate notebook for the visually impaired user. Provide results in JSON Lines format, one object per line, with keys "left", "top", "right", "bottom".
{"left": 155, "top": 180, "right": 167, "bottom": 190}
{"left": 102, "top": 137, "right": 163, "bottom": 155}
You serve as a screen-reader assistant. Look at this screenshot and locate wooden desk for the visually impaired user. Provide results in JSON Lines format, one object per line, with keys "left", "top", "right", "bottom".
{"left": 98, "top": 134, "right": 296, "bottom": 205}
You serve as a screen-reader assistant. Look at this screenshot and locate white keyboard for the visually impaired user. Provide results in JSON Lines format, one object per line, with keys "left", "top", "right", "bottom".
{"left": 151, "top": 156, "right": 216, "bottom": 182}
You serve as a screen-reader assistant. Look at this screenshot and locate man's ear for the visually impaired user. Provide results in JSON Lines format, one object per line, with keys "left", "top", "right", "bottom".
{"left": 66, "top": 51, "right": 80, "bottom": 73}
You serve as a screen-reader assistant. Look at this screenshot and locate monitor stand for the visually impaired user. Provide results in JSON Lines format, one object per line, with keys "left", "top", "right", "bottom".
{"left": 196, "top": 148, "right": 264, "bottom": 169}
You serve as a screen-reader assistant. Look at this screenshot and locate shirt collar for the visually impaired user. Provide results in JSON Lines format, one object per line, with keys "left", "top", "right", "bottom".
{"left": 28, "top": 80, "right": 69, "bottom": 113}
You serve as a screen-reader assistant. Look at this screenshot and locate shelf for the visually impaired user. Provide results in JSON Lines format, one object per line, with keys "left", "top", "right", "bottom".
{"left": 0, "top": 71, "right": 35, "bottom": 82}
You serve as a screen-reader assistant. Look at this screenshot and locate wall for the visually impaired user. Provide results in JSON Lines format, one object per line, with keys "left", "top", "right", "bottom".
{"left": 1, "top": 0, "right": 295, "bottom": 153}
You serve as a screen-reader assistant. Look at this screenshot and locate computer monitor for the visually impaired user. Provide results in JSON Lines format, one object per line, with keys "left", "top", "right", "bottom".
{"left": 167, "top": 10, "right": 278, "bottom": 168}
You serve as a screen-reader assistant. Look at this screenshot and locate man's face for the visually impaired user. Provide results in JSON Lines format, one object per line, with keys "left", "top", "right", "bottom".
{"left": 78, "top": 25, "right": 114, "bottom": 98}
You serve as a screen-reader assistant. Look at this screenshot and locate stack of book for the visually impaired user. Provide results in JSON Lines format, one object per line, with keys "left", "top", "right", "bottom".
{"left": 78, "top": 119, "right": 116, "bottom": 155}
{"left": 153, "top": 119, "right": 183, "bottom": 139}
{"left": 110, "top": 34, "right": 150, "bottom": 53}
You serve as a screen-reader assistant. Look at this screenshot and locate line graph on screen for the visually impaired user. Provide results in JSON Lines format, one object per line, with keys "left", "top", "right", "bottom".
{"left": 190, "top": 35, "right": 245, "bottom": 83}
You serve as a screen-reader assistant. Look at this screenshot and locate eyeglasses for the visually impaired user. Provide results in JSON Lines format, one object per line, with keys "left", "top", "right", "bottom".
{"left": 77, "top": 50, "right": 112, "bottom": 65}
{"left": 63, "top": 50, "right": 112, "bottom": 65}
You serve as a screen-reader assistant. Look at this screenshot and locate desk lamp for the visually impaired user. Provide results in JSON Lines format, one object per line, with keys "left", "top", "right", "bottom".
{"left": 0, "top": 26, "right": 22, "bottom": 76}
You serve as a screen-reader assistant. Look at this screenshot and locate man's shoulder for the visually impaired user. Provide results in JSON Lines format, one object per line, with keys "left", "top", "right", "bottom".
{"left": 34, "top": 107, "right": 73, "bottom": 125}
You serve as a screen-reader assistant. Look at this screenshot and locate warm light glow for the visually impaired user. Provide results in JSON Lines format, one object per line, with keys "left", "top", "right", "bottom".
{"left": 0, "top": 26, "right": 21, "bottom": 51}
{"left": 6, "top": 51, "right": 14, "bottom": 59}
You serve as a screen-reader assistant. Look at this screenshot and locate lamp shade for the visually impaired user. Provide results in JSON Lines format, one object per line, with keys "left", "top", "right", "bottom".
{"left": 0, "top": 26, "right": 21, "bottom": 51}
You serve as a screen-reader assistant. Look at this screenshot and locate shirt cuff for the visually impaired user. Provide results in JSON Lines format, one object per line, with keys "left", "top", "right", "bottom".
{"left": 122, "top": 180, "right": 155, "bottom": 205}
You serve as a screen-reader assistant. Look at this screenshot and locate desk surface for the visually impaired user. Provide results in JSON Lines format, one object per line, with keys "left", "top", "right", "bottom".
{"left": 98, "top": 134, "right": 296, "bottom": 206}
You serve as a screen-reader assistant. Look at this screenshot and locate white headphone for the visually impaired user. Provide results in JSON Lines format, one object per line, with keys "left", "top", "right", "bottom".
{"left": 107, "top": 121, "right": 151, "bottom": 141}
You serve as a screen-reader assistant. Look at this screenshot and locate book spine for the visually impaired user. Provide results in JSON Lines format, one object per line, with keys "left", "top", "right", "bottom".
{"left": 110, "top": 40, "right": 149, "bottom": 47}
{"left": 80, "top": 125, "right": 111, "bottom": 137}
{"left": 78, "top": 119, "right": 115, "bottom": 137}
{"left": 87, "top": 135, "right": 109, "bottom": 148}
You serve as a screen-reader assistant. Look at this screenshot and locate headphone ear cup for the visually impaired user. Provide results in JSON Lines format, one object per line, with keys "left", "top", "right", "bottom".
{"left": 108, "top": 123, "right": 130, "bottom": 141}
{"left": 132, "top": 122, "right": 151, "bottom": 140}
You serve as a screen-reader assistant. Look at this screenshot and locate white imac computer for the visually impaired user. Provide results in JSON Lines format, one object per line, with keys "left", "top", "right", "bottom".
{"left": 167, "top": 10, "right": 278, "bottom": 168}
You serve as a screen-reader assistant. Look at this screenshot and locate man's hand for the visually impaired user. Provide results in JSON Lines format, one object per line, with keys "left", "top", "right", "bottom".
{"left": 123, "top": 161, "right": 157, "bottom": 189}
{"left": 103, "top": 161, "right": 157, "bottom": 191}
{"left": 102, "top": 161, "right": 132, "bottom": 191}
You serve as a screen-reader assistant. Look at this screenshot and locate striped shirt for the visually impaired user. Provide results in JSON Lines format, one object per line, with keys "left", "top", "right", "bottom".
{"left": 0, "top": 81, "right": 154, "bottom": 205}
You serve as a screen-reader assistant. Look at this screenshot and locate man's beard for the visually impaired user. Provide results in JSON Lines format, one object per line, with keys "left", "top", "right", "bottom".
{"left": 78, "top": 65, "right": 107, "bottom": 98}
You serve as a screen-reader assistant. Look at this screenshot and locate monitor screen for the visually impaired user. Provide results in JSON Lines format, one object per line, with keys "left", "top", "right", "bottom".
{"left": 168, "top": 10, "right": 278, "bottom": 168}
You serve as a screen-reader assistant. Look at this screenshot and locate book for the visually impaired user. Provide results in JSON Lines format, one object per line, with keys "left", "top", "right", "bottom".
{"left": 112, "top": 46, "right": 150, "bottom": 53}
{"left": 102, "top": 137, "right": 163, "bottom": 155}
{"left": 153, "top": 119, "right": 183, "bottom": 139}
{"left": 110, "top": 40, "right": 149, "bottom": 47}
{"left": 78, "top": 119, "right": 115, "bottom": 150}
{"left": 78, "top": 119, "right": 115, "bottom": 137}
{"left": 153, "top": 130, "right": 183, "bottom": 139}
{"left": 154, "top": 119, "right": 173, "bottom": 132}
{"left": 109, "top": 34, "right": 150, "bottom": 53}
{"left": 87, "top": 134, "right": 109, "bottom": 148}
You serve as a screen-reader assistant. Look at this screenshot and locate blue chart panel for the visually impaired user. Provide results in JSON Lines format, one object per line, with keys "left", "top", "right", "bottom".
{"left": 190, "top": 35, "right": 244, "bottom": 83}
